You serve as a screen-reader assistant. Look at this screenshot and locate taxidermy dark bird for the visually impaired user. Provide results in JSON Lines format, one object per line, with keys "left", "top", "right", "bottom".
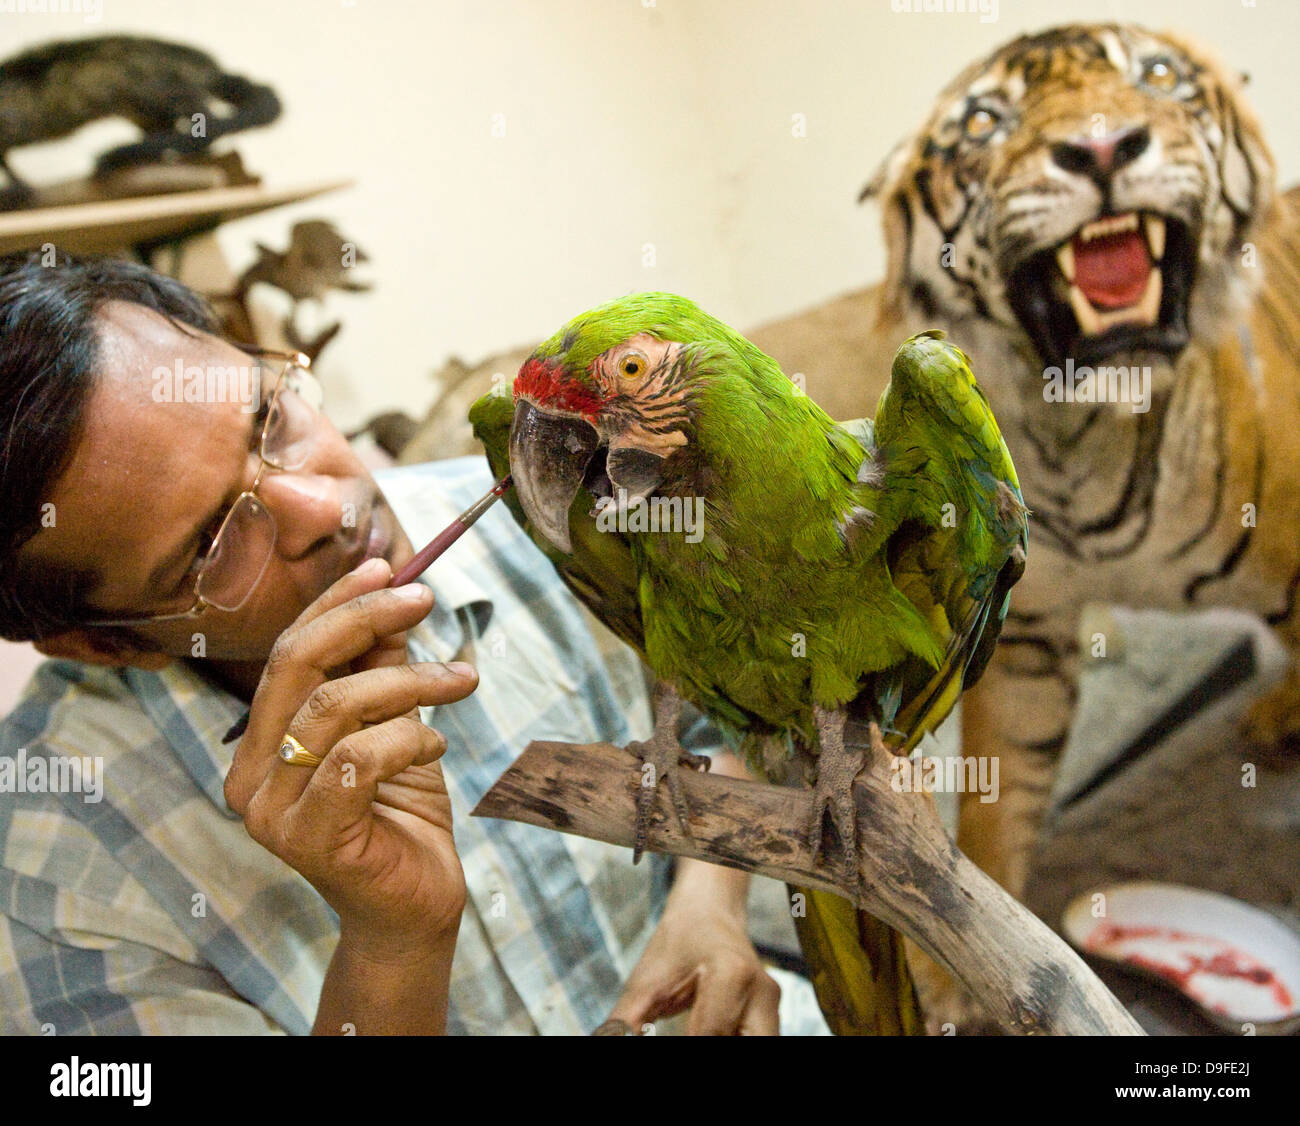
{"left": 0, "top": 35, "right": 280, "bottom": 206}
{"left": 233, "top": 219, "right": 372, "bottom": 361}
{"left": 469, "top": 292, "right": 1027, "bottom": 1034}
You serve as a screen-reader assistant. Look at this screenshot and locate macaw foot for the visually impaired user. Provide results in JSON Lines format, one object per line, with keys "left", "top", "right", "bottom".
{"left": 626, "top": 682, "right": 710, "bottom": 863}
{"left": 627, "top": 732, "right": 710, "bottom": 863}
{"left": 806, "top": 705, "right": 865, "bottom": 888}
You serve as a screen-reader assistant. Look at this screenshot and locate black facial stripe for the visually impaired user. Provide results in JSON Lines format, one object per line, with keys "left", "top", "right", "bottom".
{"left": 915, "top": 163, "right": 970, "bottom": 243}
{"left": 994, "top": 205, "right": 1055, "bottom": 238}
{"left": 924, "top": 116, "right": 1014, "bottom": 237}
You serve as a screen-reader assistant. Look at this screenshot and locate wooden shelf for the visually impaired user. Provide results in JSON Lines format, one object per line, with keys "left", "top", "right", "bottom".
{"left": 0, "top": 179, "right": 353, "bottom": 256}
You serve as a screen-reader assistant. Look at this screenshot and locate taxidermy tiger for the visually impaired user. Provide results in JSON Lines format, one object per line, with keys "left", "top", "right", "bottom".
{"left": 746, "top": 22, "right": 1300, "bottom": 1028}
{"left": 0, "top": 35, "right": 280, "bottom": 205}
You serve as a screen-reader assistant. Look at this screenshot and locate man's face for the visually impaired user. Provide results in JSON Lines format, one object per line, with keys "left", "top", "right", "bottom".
{"left": 25, "top": 300, "right": 414, "bottom": 664}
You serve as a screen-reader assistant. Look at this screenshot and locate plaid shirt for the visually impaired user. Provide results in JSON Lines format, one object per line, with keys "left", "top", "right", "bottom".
{"left": 0, "top": 458, "right": 731, "bottom": 1035}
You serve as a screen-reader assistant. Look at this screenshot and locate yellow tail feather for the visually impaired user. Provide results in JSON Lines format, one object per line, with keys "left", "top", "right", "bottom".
{"left": 790, "top": 885, "right": 924, "bottom": 1035}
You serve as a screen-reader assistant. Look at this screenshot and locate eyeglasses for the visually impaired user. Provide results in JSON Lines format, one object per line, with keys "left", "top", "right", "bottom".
{"left": 84, "top": 346, "right": 324, "bottom": 628}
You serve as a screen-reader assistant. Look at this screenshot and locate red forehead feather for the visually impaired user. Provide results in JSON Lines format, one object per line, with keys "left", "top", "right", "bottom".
{"left": 514, "top": 357, "right": 606, "bottom": 417}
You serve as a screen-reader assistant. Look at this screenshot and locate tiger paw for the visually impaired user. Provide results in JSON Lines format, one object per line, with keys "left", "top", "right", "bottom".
{"left": 1241, "top": 670, "right": 1300, "bottom": 761}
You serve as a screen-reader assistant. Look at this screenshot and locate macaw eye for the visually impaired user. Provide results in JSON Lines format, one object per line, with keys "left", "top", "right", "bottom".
{"left": 1140, "top": 57, "right": 1180, "bottom": 93}
{"left": 963, "top": 107, "right": 999, "bottom": 142}
{"left": 618, "top": 351, "right": 649, "bottom": 380}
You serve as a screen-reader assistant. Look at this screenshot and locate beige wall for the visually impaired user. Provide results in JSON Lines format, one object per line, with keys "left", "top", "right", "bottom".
{"left": 2, "top": 0, "right": 1298, "bottom": 437}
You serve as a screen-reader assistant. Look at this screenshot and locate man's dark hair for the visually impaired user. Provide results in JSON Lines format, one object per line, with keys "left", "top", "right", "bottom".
{"left": 0, "top": 250, "right": 218, "bottom": 641}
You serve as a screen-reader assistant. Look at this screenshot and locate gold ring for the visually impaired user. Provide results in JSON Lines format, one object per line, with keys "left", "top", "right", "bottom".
{"left": 278, "top": 734, "right": 323, "bottom": 768}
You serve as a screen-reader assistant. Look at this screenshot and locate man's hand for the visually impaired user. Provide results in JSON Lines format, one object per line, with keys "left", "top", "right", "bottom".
{"left": 601, "top": 864, "right": 780, "bottom": 1036}
{"left": 600, "top": 753, "right": 780, "bottom": 1036}
{"left": 223, "top": 557, "right": 478, "bottom": 1031}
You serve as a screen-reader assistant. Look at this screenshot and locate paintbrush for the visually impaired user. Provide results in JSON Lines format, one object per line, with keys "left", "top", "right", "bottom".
{"left": 389, "top": 474, "right": 513, "bottom": 587}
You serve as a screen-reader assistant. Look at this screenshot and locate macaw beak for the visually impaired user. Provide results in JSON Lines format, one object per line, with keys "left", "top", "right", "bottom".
{"left": 509, "top": 399, "right": 600, "bottom": 553}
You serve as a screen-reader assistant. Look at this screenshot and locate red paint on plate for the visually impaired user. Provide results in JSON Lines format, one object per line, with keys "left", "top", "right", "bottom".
{"left": 1086, "top": 922, "right": 1293, "bottom": 1016}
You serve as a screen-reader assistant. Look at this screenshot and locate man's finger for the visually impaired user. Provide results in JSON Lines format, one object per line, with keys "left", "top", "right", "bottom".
{"left": 352, "top": 628, "right": 411, "bottom": 673}
{"left": 249, "top": 583, "right": 434, "bottom": 737}
{"left": 604, "top": 962, "right": 703, "bottom": 1034}
{"left": 737, "top": 973, "right": 781, "bottom": 1036}
{"left": 602, "top": 985, "right": 660, "bottom": 1034}
{"left": 685, "top": 963, "right": 752, "bottom": 1036}
{"left": 292, "top": 556, "right": 393, "bottom": 632}
{"left": 290, "top": 662, "right": 473, "bottom": 762}
{"left": 253, "top": 663, "right": 476, "bottom": 814}
{"left": 278, "top": 714, "right": 452, "bottom": 859}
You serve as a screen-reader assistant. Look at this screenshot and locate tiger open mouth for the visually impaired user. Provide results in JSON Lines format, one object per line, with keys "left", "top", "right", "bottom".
{"left": 1007, "top": 210, "right": 1195, "bottom": 368}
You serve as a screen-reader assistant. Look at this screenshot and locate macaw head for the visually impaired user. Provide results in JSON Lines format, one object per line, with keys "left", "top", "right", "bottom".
{"left": 509, "top": 292, "right": 765, "bottom": 552}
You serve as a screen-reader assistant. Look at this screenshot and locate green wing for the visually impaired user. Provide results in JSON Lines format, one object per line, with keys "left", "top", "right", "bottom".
{"left": 867, "top": 330, "right": 1028, "bottom": 752}
{"left": 469, "top": 391, "right": 647, "bottom": 656}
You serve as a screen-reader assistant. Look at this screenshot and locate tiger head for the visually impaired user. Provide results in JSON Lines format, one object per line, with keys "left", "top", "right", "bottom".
{"left": 866, "top": 23, "right": 1275, "bottom": 376}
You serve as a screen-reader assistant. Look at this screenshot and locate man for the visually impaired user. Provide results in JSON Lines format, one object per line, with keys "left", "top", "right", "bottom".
{"left": 0, "top": 251, "right": 791, "bottom": 1034}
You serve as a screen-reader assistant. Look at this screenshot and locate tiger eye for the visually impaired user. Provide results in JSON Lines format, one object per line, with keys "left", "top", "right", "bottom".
{"left": 1144, "top": 60, "right": 1178, "bottom": 91}
{"left": 964, "top": 108, "right": 998, "bottom": 141}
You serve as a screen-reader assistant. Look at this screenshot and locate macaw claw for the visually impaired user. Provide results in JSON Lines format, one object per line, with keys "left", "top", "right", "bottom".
{"left": 628, "top": 732, "right": 710, "bottom": 863}
{"left": 807, "top": 706, "right": 865, "bottom": 889}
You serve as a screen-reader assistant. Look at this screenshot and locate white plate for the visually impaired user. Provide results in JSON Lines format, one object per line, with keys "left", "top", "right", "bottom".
{"left": 1062, "top": 882, "right": 1300, "bottom": 1034}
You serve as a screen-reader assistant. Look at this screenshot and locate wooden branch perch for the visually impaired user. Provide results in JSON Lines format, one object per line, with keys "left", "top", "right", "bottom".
{"left": 472, "top": 738, "right": 1143, "bottom": 1036}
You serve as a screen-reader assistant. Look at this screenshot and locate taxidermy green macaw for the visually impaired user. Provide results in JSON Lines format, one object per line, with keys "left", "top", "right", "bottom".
{"left": 469, "top": 293, "right": 1027, "bottom": 1035}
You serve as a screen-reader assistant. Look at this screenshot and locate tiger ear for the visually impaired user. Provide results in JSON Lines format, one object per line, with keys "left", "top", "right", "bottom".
{"left": 859, "top": 136, "right": 914, "bottom": 204}
{"left": 1162, "top": 30, "right": 1274, "bottom": 225}
{"left": 1222, "top": 95, "right": 1275, "bottom": 223}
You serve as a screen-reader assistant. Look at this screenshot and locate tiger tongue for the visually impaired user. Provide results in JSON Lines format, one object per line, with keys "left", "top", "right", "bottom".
{"left": 1072, "top": 229, "right": 1151, "bottom": 309}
